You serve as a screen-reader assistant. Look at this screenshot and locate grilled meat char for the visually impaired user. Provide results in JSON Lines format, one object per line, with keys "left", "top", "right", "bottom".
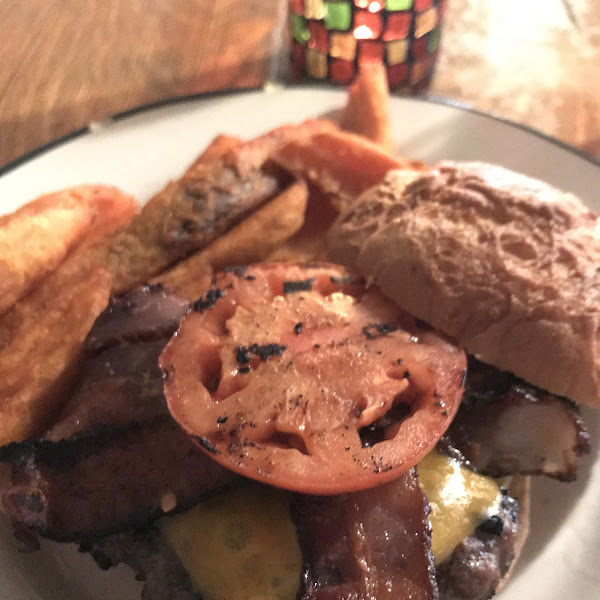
{"left": 1, "top": 419, "right": 233, "bottom": 542}
{"left": 436, "top": 488, "right": 525, "bottom": 600}
{"left": 85, "top": 527, "right": 203, "bottom": 600}
{"left": 443, "top": 357, "right": 591, "bottom": 481}
{"left": 0, "top": 286, "right": 234, "bottom": 541}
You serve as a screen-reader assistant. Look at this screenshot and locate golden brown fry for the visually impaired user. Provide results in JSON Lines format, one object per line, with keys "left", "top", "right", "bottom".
{"left": 86, "top": 121, "right": 335, "bottom": 295}
{"left": 0, "top": 188, "right": 139, "bottom": 352}
{"left": 156, "top": 179, "right": 309, "bottom": 299}
{"left": 0, "top": 187, "right": 139, "bottom": 445}
{"left": 205, "top": 179, "right": 308, "bottom": 271}
{"left": 0, "top": 267, "right": 112, "bottom": 445}
{"left": 340, "top": 62, "right": 395, "bottom": 154}
{"left": 0, "top": 185, "right": 137, "bottom": 315}
{"left": 267, "top": 186, "right": 338, "bottom": 263}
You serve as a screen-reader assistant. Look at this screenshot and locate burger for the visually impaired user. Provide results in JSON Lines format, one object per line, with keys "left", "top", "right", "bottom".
{"left": 0, "top": 156, "right": 594, "bottom": 599}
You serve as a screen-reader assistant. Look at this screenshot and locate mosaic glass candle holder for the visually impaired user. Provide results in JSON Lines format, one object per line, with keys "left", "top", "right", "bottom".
{"left": 290, "top": 0, "right": 446, "bottom": 90}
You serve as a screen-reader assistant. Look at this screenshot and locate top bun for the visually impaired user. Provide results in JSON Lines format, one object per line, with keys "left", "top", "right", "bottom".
{"left": 327, "top": 161, "right": 600, "bottom": 407}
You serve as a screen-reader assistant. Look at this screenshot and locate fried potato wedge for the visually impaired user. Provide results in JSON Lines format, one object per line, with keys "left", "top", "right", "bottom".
{"left": 203, "top": 179, "right": 308, "bottom": 271}
{"left": 267, "top": 186, "right": 338, "bottom": 263}
{"left": 90, "top": 121, "right": 334, "bottom": 294}
{"left": 156, "top": 179, "right": 309, "bottom": 299}
{"left": 0, "top": 267, "right": 112, "bottom": 445}
{"left": 340, "top": 63, "right": 395, "bottom": 154}
{"left": 0, "top": 185, "right": 137, "bottom": 315}
{"left": 0, "top": 189, "right": 139, "bottom": 353}
{"left": 0, "top": 187, "right": 139, "bottom": 445}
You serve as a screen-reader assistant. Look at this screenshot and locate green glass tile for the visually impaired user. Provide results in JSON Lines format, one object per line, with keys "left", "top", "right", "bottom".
{"left": 385, "top": 0, "right": 413, "bottom": 10}
{"left": 324, "top": 2, "right": 352, "bottom": 31}
{"left": 428, "top": 26, "right": 440, "bottom": 52}
{"left": 292, "top": 13, "right": 310, "bottom": 44}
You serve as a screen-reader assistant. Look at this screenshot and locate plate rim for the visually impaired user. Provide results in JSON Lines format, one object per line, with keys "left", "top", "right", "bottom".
{"left": 2, "top": 85, "right": 599, "bottom": 178}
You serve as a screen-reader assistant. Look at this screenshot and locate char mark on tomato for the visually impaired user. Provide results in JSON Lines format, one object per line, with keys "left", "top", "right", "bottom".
{"left": 235, "top": 343, "right": 287, "bottom": 365}
{"left": 329, "top": 275, "right": 361, "bottom": 286}
{"left": 192, "top": 288, "right": 225, "bottom": 313}
{"left": 282, "top": 278, "right": 315, "bottom": 294}
{"left": 160, "top": 263, "right": 467, "bottom": 495}
{"left": 362, "top": 323, "right": 398, "bottom": 340}
{"left": 223, "top": 265, "right": 256, "bottom": 281}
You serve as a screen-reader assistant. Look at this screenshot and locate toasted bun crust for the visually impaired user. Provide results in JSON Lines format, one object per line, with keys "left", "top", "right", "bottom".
{"left": 327, "top": 162, "right": 600, "bottom": 407}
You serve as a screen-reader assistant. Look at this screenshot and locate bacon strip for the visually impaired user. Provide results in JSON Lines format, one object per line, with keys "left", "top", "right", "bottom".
{"left": 0, "top": 287, "right": 232, "bottom": 541}
{"left": 292, "top": 469, "right": 438, "bottom": 600}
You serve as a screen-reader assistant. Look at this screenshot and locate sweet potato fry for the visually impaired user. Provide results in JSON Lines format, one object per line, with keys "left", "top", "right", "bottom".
{"left": 0, "top": 185, "right": 137, "bottom": 315}
{"left": 0, "top": 267, "right": 112, "bottom": 445}
{"left": 339, "top": 63, "right": 395, "bottom": 154}
{"left": 156, "top": 179, "right": 309, "bottom": 299}
{"left": 274, "top": 130, "right": 408, "bottom": 209}
{"left": 189, "top": 134, "right": 242, "bottom": 165}
{"left": 222, "top": 119, "right": 338, "bottom": 177}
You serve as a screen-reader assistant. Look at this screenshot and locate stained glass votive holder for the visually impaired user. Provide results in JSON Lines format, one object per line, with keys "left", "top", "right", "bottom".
{"left": 290, "top": 0, "right": 446, "bottom": 91}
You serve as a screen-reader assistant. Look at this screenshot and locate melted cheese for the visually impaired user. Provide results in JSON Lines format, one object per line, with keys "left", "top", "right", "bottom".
{"left": 162, "top": 483, "right": 302, "bottom": 600}
{"left": 417, "top": 451, "right": 501, "bottom": 564}
{"left": 164, "top": 453, "right": 501, "bottom": 598}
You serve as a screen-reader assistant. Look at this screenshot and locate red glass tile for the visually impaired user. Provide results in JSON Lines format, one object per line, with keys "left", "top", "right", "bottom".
{"left": 358, "top": 40, "right": 384, "bottom": 63}
{"left": 330, "top": 58, "right": 355, "bottom": 83}
{"left": 387, "top": 62, "right": 409, "bottom": 88}
{"left": 353, "top": 11, "right": 383, "bottom": 39}
{"left": 414, "top": 0, "right": 432, "bottom": 10}
{"left": 354, "top": 0, "right": 384, "bottom": 11}
{"left": 291, "top": 41, "right": 306, "bottom": 81}
{"left": 291, "top": 0, "right": 305, "bottom": 14}
{"left": 411, "top": 36, "right": 428, "bottom": 59}
{"left": 383, "top": 13, "right": 411, "bottom": 41}
{"left": 308, "top": 21, "right": 329, "bottom": 52}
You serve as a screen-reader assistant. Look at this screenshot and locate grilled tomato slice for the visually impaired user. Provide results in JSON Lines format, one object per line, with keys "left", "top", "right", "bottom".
{"left": 161, "top": 263, "right": 466, "bottom": 494}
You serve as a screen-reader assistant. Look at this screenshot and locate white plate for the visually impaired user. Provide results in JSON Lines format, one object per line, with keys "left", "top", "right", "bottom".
{"left": 0, "top": 87, "right": 599, "bottom": 600}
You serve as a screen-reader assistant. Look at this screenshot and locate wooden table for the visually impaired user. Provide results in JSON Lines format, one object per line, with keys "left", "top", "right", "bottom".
{"left": 1, "top": 0, "right": 599, "bottom": 168}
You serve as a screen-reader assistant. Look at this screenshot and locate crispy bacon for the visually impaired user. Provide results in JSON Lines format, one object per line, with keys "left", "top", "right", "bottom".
{"left": 0, "top": 286, "right": 232, "bottom": 541}
{"left": 292, "top": 469, "right": 438, "bottom": 600}
{"left": 84, "top": 284, "right": 190, "bottom": 354}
